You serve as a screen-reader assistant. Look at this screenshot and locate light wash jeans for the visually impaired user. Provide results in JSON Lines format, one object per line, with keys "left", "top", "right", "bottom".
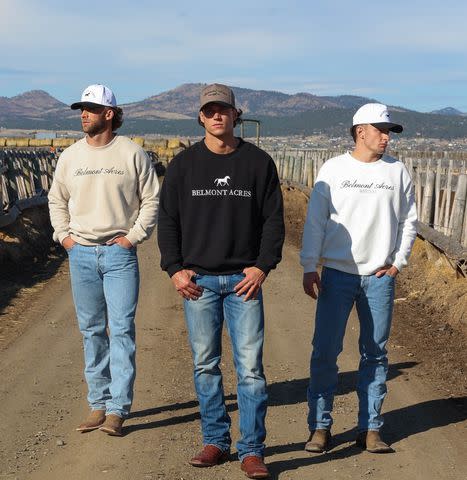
{"left": 184, "top": 273, "right": 267, "bottom": 460}
{"left": 308, "top": 267, "right": 395, "bottom": 432}
{"left": 67, "top": 243, "right": 139, "bottom": 418}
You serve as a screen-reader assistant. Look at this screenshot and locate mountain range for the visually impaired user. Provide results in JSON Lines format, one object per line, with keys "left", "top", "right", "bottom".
{"left": 430, "top": 107, "right": 467, "bottom": 116}
{"left": 1, "top": 83, "right": 466, "bottom": 138}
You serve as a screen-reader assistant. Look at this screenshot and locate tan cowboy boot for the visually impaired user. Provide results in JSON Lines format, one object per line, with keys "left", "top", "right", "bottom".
{"left": 99, "top": 414, "right": 124, "bottom": 436}
{"left": 304, "top": 429, "right": 331, "bottom": 452}
{"left": 356, "top": 430, "right": 394, "bottom": 453}
{"left": 76, "top": 410, "right": 106, "bottom": 432}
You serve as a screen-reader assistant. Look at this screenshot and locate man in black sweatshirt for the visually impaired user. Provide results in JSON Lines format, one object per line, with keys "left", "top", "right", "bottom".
{"left": 157, "top": 84, "right": 284, "bottom": 479}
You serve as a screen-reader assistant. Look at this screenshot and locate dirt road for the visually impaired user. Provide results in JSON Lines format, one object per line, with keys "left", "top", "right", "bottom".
{"left": 0, "top": 239, "right": 466, "bottom": 479}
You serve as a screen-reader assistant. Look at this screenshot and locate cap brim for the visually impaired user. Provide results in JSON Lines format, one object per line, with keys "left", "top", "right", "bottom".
{"left": 199, "top": 100, "right": 235, "bottom": 111}
{"left": 371, "top": 122, "right": 403, "bottom": 133}
{"left": 70, "top": 101, "right": 107, "bottom": 110}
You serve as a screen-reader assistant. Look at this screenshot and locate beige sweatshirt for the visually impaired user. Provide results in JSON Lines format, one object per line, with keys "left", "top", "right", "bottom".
{"left": 48, "top": 135, "right": 159, "bottom": 246}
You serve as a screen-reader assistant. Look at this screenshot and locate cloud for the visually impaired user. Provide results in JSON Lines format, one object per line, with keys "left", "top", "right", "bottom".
{"left": 1, "top": 0, "right": 467, "bottom": 110}
{"left": 0, "top": 67, "right": 36, "bottom": 76}
{"left": 118, "top": 28, "right": 297, "bottom": 68}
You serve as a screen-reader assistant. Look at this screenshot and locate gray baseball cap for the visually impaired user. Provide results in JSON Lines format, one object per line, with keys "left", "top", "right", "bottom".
{"left": 199, "top": 83, "right": 236, "bottom": 110}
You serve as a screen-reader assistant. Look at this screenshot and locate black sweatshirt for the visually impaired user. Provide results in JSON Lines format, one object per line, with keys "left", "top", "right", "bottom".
{"left": 157, "top": 139, "right": 285, "bottom": 277}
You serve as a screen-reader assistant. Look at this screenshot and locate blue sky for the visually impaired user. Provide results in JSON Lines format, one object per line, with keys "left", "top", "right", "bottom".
{"left": 1, "top": 0, "right": 467, "bottom": 112}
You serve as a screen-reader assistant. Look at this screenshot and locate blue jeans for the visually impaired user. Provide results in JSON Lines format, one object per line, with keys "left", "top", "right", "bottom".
{"left": 308, "top": 267, "right": 395, "bottom": 432}
{"left": 184, "top": 273, "right": 267, "bottom": 460}
{"left": 68, "top": 243, "right": 139, "bottom": 418}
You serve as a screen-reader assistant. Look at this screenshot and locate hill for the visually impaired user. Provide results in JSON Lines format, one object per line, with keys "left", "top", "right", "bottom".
{"left": 1, "top": 85, "right": 466, "bottom": 139}
{"left": 117, "top": 108, "right": 467, "bottom": 140}
{"left": 430, "top": 107, "right": 466, "bottom": 116}
{"left": 124, "top": 83, "right": 379, "bottom": 118}
{"left": 0, "top": 90, "right": 68, "bottom": 119}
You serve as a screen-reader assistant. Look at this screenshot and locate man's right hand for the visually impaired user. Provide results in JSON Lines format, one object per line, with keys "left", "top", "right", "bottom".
{"left": 303, "top": 271, "right": 322, "bottom": 299}
{"left": 62, "top": 236, "right": 76, "bottom": 251}
{"left": 171, "top": 269, "right": 203, "bottom": 300}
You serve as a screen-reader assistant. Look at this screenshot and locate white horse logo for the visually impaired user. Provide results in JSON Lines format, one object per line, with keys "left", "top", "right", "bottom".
{"left": 214, "top": 175, "right": 231, "bottom": 187}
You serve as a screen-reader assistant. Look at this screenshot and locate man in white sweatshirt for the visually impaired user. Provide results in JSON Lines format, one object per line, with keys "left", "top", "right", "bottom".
{"left": 48, "top": 84, "right": 159, "bottom": 436}
{"left": 300, "top": 103, "right": 417, "bottom": 454}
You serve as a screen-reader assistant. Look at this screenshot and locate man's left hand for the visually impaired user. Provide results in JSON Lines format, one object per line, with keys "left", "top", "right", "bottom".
{"left": 107, "top": 236, "right": 134, "bottom": 249}
{"left": 375, "top": 264, "right": 399, "bottom": 278}
{"left": 234, "top": 267, "right": 267, "bottom": 301}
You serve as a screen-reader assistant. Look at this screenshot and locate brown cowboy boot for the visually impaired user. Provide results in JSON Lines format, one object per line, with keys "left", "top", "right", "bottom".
{"left": 76, "top": 410, "right": 106, "bottom": 432}
{"left": 241, "top": 456, "right": 270, "bottom": 479}
{"left": 189, "top": 445, "right": 230, "bottom": 467}
{"left": 99, "top": 414, "right": 124, "bottom": 436}
{"left": 304, "top": 429, "right": 332, "bottom": 452}
{"left": 356, "top": 430, "right": 394, "bottom": 453}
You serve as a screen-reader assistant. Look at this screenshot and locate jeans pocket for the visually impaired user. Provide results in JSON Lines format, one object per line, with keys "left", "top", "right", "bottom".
{"left": 320, "top": 267, "right": 330, "bottom": 286}
{"left": 114, "top": 243, "right": 135, "bottom": 252}
{"left": 191, "top": 273, "right": 201, "bottom": 282}
{"left": 233, "top": 272, "right": 246, "bottom": 279}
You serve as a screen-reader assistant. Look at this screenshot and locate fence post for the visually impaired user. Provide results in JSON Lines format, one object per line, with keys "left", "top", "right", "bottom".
{"left": 444, "top": 159, "right": 454, "bottom": 235}
{"left": 283, "top": 154, "right": 289, "bottom": 181}
{"left": 277, "top": 150, "right": 284, "bottom": 179}
{"left": 31, "top": 152, "right": 42, "bottom": 193}
{"left": 298, "top": 151, "right": 305, "bottom": 185}
{"left": 5, "top": 154, "right": 18, "bottom": 204}
{"left": 317, "top": 151, "right": 324, "bottom": 173}
{"left": 294, "top": 152, "right": 302, "bottom": 183}
{"left": 415, "top": 160, "right": 422, "bottom": 219}
{"left": 421, "top": 161, "right": 436, "bottom": 225}
{"left": 306, "top": 153, "right": 313, "bottom": 188}
{"left": 433, "top": 159, "right": 442, "bottom": 231}
{"left": 450, "top": 174, "right": 467, "bottom": 243}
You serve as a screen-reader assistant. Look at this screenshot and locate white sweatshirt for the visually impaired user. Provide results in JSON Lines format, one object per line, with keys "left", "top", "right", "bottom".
{"left": 48, "top": 135, "right": 159, "bottom": 246}
{"left": 300, "top": 152, "right": 417, "bottom": 275}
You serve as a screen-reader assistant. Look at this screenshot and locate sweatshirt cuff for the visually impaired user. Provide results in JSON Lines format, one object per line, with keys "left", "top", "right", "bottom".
{"left": 57, "top": 231, "right": 70, "bottom": 244}
{"left": 301, "top": 259, "right": 318, "bottom": 273}
{"left": 254, "top": 262, "right": 272, "bottom": 275}
{"left": 392, "top": 258, "right": 405, "bottom": 272}
{"left": 167, "top": 264, "right": 184, "bottom": 277}
{"left": 125, "top": 232, "right": 140, "bottom": 246}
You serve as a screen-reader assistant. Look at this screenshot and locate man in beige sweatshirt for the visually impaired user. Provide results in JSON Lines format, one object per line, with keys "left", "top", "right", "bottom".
{"left": 48, "top": 84, "right": 159, "bottom": 436}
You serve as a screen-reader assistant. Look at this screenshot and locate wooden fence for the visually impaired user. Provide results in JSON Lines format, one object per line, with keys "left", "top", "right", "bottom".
{"left": 0, "top": 149, "right": 57, "bottom": 227}
{"left": 0, "top": 147, "right": 165, "bottom": 229}
{"left": 2, "top": 146, "right": 467, "bottom": 267}
{"left": 268, "top": 148, "right": 467, "bottom": 257}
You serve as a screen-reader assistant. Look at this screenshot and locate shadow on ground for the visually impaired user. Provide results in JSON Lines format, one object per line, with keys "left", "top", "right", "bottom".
{"left": 0, "top": 247, "right": 66, "bottom": 312}
{"left": 0, "top": 206, "right": 64, "bottom": 313}
{"left": 126, "top": 361, "right": 466, "bottom": 439}
{"left": 267, "top": 361, "right": 419, "bottom": 405}
{"left": 265, "top": 396, "right": 466, "bottom": 478}
{"left": 126, "top": 360, "right": 465, "bottom": 476}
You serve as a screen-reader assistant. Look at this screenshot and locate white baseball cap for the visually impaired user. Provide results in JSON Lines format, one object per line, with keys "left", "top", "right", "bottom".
{"left": 70, "top": 84, "right": 117, "bottom": 110}
{"left": 352, "top": 103, "right": 403, "bottom": 133}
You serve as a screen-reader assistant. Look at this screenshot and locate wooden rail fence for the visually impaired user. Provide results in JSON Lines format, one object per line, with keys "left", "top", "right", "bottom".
{"left": 0, "top": 147, "right": 164, "bottom": 229}
{"left": 1, "top": 146, "right": 467, "bottom": 270}
{"left": 0, "top": 149, "right": 57, "bottom": 227}
{"left": 268, "top": 148, "right": 467, "bottom": 268}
